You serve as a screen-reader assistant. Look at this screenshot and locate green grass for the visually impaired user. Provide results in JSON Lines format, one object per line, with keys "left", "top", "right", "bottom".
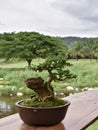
{"left": 86, "top": 120, "right": 98, "bottom": 130}
{"left": 0, "top": 59, "right": 26, "bottom": 68}
{"left": 0, "top": 58, "right": 44, "bottom": 68}
{"left": 67, "top": 59, "right": 98, "bottom": 88}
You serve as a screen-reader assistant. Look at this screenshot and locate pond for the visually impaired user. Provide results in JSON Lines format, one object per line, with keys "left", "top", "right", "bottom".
{"left": 0, "top": 95, "right": 28, "bottom": 118}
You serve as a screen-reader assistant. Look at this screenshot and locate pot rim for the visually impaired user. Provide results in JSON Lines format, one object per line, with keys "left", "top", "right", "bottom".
{"left": 15, "top": 99, "right": 71, "bottom": 109}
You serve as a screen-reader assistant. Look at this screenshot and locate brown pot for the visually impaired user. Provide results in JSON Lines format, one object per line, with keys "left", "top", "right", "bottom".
{"left": 16, "top": 99, "right": 70, "bottom": 126}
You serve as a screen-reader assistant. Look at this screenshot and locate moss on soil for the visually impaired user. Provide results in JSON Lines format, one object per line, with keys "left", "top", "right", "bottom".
{"left": 20, "top": 97, "right": 66, "bottom": 107}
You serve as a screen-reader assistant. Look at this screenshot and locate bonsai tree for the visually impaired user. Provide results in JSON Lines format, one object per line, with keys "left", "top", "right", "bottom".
{"left": 16, "top": 53, "right": 77, "bottom": 126}
{"left": 24, "top": 53, "right": 76, "bottom": 105}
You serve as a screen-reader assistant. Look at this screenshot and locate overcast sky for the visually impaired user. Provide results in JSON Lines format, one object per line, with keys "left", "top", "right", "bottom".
{"left": 0, "top": 0, "right": 98, "bottom": 37}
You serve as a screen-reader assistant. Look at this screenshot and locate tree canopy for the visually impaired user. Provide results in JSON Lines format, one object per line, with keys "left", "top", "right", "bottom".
{"left": 0, "top": 32, "right": 67, "bottom": 66}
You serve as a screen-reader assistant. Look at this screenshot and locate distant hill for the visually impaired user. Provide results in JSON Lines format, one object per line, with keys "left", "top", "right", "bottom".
{"left": 59, "top": 36, "right": 88, "bottom": 45}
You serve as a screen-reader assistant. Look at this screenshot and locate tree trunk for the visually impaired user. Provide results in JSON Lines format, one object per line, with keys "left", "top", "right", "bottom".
{"left": 96, "top": 56, "right": 98, "bottom": 61}
{"left": 27, "top": 59, "right": 32, "bottom": 67}
{"left": 25, "top": 77, "right": 54, "bottom": 102}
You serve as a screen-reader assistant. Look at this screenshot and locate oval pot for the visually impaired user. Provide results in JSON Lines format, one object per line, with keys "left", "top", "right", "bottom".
{"left": 16, "top": 99, "right": 70, "bottom": 126}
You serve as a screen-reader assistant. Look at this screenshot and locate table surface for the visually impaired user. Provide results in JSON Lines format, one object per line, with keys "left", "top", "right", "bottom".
{"left": 0, "top": 88, "right": 98, "bottom": 130}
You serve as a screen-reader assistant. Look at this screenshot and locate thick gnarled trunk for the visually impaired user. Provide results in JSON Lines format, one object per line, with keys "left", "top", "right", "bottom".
{"left": 24, "top": 77, "right": 54, "bottom": 102}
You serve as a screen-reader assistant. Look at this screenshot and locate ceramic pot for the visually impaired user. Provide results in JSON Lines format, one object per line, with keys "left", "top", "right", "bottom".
{"left": 16, "top": 99, "right": 70, "bottom": 126}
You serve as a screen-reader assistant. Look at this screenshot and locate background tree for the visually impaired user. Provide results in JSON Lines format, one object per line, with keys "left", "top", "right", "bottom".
{"left": 0, "top": 32, "right": 67, "bottom": 67}
{"left": 83, "top": 38, "right": 96, "bottom": 60}
{"left": 68, "top": 41, "right": 84, "bottom": 60}
{"left": 94, "top": 39, "right": 98, "bottom": 60}
{"left": 0, "top": 32, "right": 15, "bottom": 61}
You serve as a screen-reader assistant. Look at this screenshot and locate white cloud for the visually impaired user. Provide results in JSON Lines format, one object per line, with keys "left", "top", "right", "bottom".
{"left": 0, "top": 0, "right": 98, "bottom": 37}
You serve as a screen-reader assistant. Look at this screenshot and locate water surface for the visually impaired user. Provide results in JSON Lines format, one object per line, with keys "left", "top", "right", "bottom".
{"left": 0, "top": 95, "right": 28, "bottom": 118}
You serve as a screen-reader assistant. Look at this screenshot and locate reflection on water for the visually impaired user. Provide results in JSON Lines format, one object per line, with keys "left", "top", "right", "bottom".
{"left": 0, "top": 95, "right": 28, "bottom": 118}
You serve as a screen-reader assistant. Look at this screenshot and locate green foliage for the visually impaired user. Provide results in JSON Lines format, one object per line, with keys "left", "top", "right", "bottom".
{"left": 68, "top": 37, "right": 98, "bottom": 60}
{"left": 0, "top": 32, "right": 98, "bottom": 63}
{"left": 32, "top": 53, "right": 76, "bottom": 82}
{"left": 0, "top": 32, "right": 67, "bottom": 67}
{"left": 26, "top": 50, "right": 76, "bottom": 102}
{"left": 69, "top": 41, "right": 85, "bottom": 60}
